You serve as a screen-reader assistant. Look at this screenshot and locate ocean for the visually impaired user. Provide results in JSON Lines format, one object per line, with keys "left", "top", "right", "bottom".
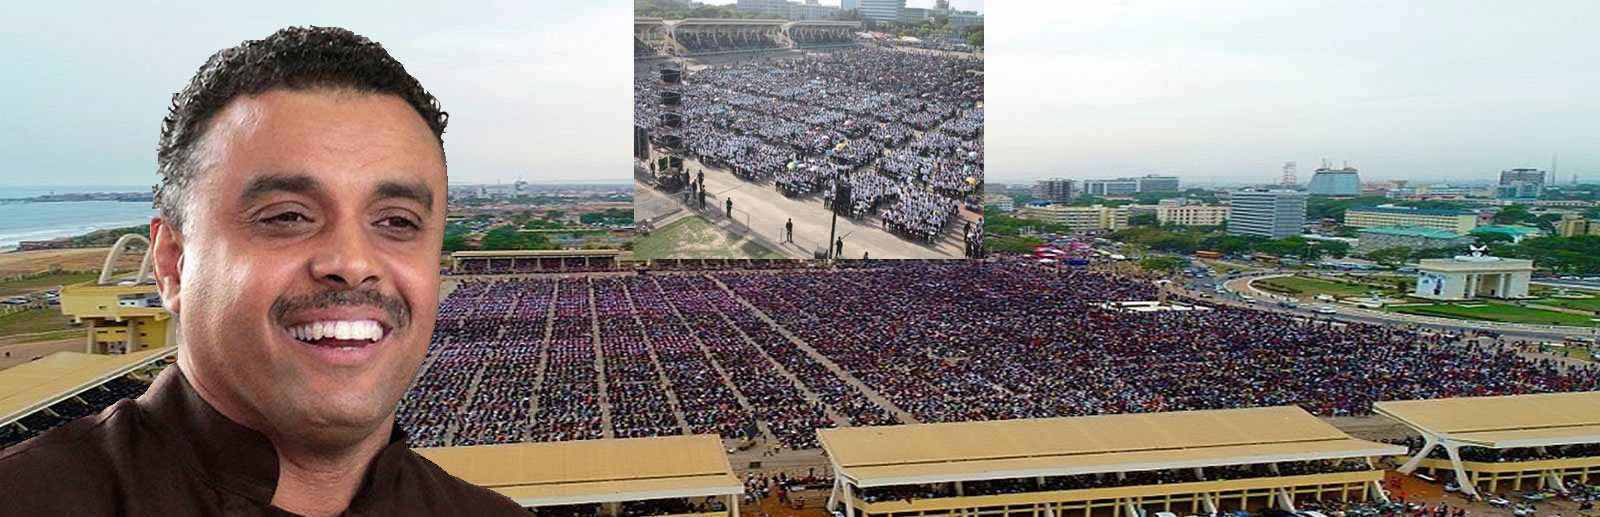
{"left": 0, "top": 186, "right": 156, "bottom": 251}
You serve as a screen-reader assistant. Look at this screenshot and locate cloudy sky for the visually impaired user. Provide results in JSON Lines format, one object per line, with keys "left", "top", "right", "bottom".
{"left": 1, "top": 1, "right": 631, "bottom": 188}
{"left": 986, "top": 0, "right": 1600, "bottom": 185}
{"left": 2, "top": 1, "right": 1593, "bottom": 189}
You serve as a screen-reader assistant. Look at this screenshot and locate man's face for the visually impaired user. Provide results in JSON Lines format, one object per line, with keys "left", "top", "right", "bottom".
{"left": 158, "top": 89, "right": 444, "bottom": 447}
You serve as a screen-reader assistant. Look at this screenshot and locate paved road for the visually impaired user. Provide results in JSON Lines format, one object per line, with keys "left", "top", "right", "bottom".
{"left": 1207, "top": 271, "right": 1600, "bottom": 344}
{"left": 642, "top": 153, "right": 971, "bottom": 259}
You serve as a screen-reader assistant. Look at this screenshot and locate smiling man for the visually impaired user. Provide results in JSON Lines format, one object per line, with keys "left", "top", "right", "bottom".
{"left": 0, "top": 27, "right": 524, "bottom": 516}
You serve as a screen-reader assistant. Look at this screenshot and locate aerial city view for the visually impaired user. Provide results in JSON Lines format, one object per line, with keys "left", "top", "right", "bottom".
{"left": 4, "top": 0, "right": 1600, "bottom": 516}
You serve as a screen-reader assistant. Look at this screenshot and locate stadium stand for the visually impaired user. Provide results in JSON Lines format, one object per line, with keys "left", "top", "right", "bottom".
{"left": 818, "top": 406, "right": 1404, "bottom": 517}
{"left": 0, "top": 347, "right": 173, "bottom": 450}
{"left": 1380, "top": 391, "right": 1600, "bottom": 497}
{"left": 398, "top": 259, "right": 1600, "bottom": 455}
{"left": 451, "top": 249, "right": 623, "bottom": 274}
{"left": 416, "top": 434, "right": 742, "bottom": 514}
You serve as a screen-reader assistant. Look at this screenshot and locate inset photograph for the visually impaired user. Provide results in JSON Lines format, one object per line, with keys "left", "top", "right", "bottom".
{"left": 633, "top": 2, "right": 984, "bottom": 260}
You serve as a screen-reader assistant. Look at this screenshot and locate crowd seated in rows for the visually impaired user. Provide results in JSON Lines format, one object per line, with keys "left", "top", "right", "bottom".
{"left": 858, "top": 459, "right": 1374, "bottom": 503}
{"left": 635, "top": 47, "right": 982, "bottom": 247}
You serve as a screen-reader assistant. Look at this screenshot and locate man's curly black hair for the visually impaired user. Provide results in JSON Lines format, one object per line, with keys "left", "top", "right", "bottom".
{"left": 155, "top": 26, "right": 448, "bottom": 231}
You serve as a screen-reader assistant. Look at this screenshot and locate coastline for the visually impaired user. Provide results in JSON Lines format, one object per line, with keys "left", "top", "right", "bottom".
{"left": 1, "top": 220, "right": 151, "bottom": 253}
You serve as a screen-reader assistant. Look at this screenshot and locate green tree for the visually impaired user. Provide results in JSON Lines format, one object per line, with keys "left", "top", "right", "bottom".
{"left": 1494, "top": 205, "right": 1532, "bottom": 225}
{"left": 1316, "top": 240, "right": 1352, "bottom": 259}
{"left": 442, "top": 234, "right": 469, "bottom": 252}
{"left": 1129, "top": 213, "right": 1159, "bottom": 227}
{"left": 965, "top": 29, "right": 983, "bottom": 48}
{"left": 1368, "top": 246, "right": 1413, "bottom": 267}
{"left": 1474, "top": 232, "right": 1514, "bottom": 246}
{"left": 479, "top": 226, "right": 554, "bottom": 251}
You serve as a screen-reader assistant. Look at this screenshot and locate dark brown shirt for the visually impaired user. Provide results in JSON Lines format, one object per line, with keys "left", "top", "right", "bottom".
{"left": 0, "top": 366, "right": 527, "bottom": 516}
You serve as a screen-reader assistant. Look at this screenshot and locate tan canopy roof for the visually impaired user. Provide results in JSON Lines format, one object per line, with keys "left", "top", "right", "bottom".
{"left": 416, "top": 434, "right": 741, "bottom": 507}
{"left": 819, "top": 406, "right": 1402, "bottom": 487}
{"left": 0, "top": 346, "right": 175, "bottom": 427}
{"left": 1374, "top": 391, "right": 1600, "bottom": 448}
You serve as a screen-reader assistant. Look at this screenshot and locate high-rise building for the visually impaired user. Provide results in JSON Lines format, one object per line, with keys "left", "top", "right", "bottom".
{"left": 1497, "top": 168, "right": 1546, "bottom": 199}
{"left": 1031, "top": 178, "right": 1075, "bottom": 202}
{"left": 842, "top": 0, "right": 859, "bottom": 10}
{"left": 1344, "top": 206, "right": 1478, "bottom": 234}
{"left": 1136, "top": 175, "right": 1181, "bottom": 193}
{"left": 1306, "top": 165, "right": 1361, "bottom": 196}
{"left": 858, "top": 0, "right": 905, "bottom": 23}
{"left": 1080, "top": 178, "right": 1139, "bottom": 197}
{"left": 1081, "top": 174, "right": 1179, "bottom": 196}
{"left": 1227, "top": 190, "right": 1306, "bottom": 239}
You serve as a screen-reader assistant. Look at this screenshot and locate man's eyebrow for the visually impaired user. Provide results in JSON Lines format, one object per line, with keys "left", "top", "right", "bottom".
{"left": 241, "top": 174, "right": 319, "bottom": 204}
{"left": 373, "top": 180, "right": 434, "bottom": 211}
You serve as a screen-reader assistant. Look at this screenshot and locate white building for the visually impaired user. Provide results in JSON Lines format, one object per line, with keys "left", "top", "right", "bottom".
{"left": 1019, "top": 204, "right": 1130, "bottom": 231}
{"left": 858, "top": 0, "right": 904, "bottom": 23}
{"left": 1227, "top": 190, "right": 1306, "bottom": 239}
{"left": 1414, "top": 252, "right": 1534, "bottom": 300}
{"left": 1157, "top": 205, "right": 1230, "bottom": 226}
{"left": 983, "top": 193, "right": 1014, "bottom": 212}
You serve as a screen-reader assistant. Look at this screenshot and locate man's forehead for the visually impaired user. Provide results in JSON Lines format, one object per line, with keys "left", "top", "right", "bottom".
{"left": 198, "top": 89, "right": 445, "bottom": 200}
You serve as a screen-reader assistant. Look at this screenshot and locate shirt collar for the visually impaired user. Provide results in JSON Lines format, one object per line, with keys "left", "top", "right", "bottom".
{"left": 138, "top": 365, "right": 281, "bottom": 503}
{"left": 137, "top": 365, "right": 414, "bottom": 508}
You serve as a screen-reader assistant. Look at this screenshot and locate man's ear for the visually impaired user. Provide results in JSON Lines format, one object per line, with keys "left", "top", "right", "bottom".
{"left": 150, "top": 217, "right": 184, "bottom": 316}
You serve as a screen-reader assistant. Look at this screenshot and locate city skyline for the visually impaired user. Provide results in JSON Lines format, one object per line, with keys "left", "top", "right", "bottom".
{"left": 6, "top": 1, "right": 1597, "bottom": 188}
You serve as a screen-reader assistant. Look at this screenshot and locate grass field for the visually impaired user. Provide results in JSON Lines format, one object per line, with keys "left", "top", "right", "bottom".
{"left": 0, "top": 271, "right": 100, "bottom": 297}
{"left": 1390, "top": 302, "right": 1600, "bottom": 327}
{"left": 631, "top": 216, "right": 785, "bottom": 260}
{"left": 1255, "top": 276, "right": 1376, "bottom": 297}
{"left": 1534, "top": 297, "right": 1600, "bottom": 313}
{"left": 0, "top": 307, "right": 82, "bottom": 343}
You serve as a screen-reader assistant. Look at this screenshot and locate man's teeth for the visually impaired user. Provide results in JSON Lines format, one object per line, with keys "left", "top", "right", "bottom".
{"left": 286, "top": 320, "right": 384, "bottom": 342}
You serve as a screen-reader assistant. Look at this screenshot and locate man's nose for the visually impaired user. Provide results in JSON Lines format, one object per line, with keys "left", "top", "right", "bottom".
{"left": 309, "top": 221, "right": 380, "bottom": 289}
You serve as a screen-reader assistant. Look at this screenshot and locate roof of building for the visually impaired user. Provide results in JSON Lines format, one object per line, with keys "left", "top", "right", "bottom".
{"left": 1346, "top": 206, "right": 1474, "bottom": 217}
{"left": 415, "top": 434, "right": 741, "bottom": 507}
{"left": 1374, "top": 392, "right": 1600, "bottom": 449}
{"left": 817, "top": 406, "right": 1403, "bottom": 488}
{"left": 0, "top": 346, "right": 175, "bottom": 427}
{"left": 1357, "top": 226, "right": 1468, "bottom": 239}
{"left": 1471, "top": 225, "right": 1543, "bottom": 236}
{"left": 670, "top": 18, "right": 787, "bottom": 26}
{"left": 451, "top": 249, "right": 624, "bottom": 259}
{"left": 1417, "top": 256, "right": 1536, "bottom": 272}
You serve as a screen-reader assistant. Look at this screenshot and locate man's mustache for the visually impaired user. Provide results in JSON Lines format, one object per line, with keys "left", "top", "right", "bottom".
{"left": 270, "top": 289, "right": 411, "bottom": 330}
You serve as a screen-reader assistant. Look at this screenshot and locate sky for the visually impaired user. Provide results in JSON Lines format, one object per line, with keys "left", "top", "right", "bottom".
{"left": 985, "top": 0, "right": 1600, "bottom": 185}
{"left": 697, "top": 0, "right": 985, "bottom": 13}
{"left": 0, "top": 1, "right": 632, "bottom": 188}
{"left": 3, "top": 1, "right": 1594, "bottom": 189}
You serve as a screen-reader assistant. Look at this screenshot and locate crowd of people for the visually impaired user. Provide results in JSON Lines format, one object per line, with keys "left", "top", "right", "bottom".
{"left": 635, "top": 46, "right": 982, "bottom": 249}
{"left": 1396, "top": 436, "right": 1600, "bottom": 463}
{"left": 399, "top": 273, "right": 897, "bottom": 449}
{"left": 859, "top": 458, "right": 1374, "bottom": 503}
{"left": 394, "top": 258, "right": 1600, "bottom": 454}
